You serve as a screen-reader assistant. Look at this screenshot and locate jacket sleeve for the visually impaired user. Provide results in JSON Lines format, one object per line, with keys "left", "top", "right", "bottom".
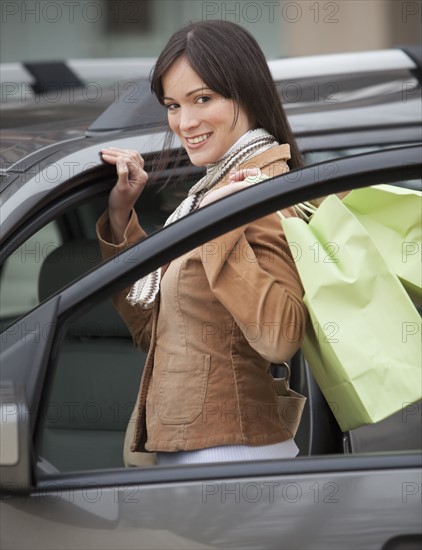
{"left": 200, "top": 207, "right": 307, "bottom": 363}
{"left": 96, "top": 208, "right": 153, "bottom": 352}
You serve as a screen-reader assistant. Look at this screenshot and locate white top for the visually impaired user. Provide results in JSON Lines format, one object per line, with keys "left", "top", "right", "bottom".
{"left": 156, "top": 439, "right": 299, "bottom": 465}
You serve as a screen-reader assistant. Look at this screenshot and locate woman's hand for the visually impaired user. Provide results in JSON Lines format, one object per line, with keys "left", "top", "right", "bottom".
{"left": 101, "top": 147, "right": 148, "bottom": 211}
{"left": 199, "top": 168, "right": 263, "bottom": 208}
{"left": 100, "top": 147, "right": 148, "bottom": 243}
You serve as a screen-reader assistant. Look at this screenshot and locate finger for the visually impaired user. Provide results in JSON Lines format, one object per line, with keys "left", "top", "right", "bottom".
{"left": 135, "top": 152, "right": 144, "bottom": 169}
{"left": 101, "top": 148, "right": 130, "bottom": 161}
{"left": 103, "top": 147, "right": 128, "bottom": 153}
{"left": 116, "top": 157, "right": 129, "bottom": 185}
{"left": 228, "top": 168, "right": 260, "bottom": 182}
{"left": 126, "top": 159, "right": 145, "bottom": 181}
{"left": 125, "top": 151, "right": 145, "bottom": 171}
{"left": 100, "top": 150, "right": 129, "bottom": 164}
{"left": 102, "top": 150, "right": 144, "bottom": 172}
{"left": 102, "top": 147, "right": 142, "bottom": 160}
{"left": 101, "top": 148, "right": 121, "bottom": 157}
{"left": 100, "top": 153, "right": 118, "bottom": 164}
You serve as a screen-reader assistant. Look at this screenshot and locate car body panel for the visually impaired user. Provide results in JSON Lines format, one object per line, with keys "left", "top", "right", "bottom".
{"left": 2, "top": 48, "right": 420, "bottom": 166}
{"left": 2, "top": 465, "right": 421, "bottom": 549}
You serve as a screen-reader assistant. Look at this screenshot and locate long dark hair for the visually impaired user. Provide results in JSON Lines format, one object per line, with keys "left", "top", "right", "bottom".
{"left": 150, "top": 20, "right": 303, "bottom": 174}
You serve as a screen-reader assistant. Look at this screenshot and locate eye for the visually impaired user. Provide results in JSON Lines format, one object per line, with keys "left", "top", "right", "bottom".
{"left": 164, "top": 103, "right": 179, "bottom": 111}
{"left": 196, "top": 95, "right": 212, "bottom": 104}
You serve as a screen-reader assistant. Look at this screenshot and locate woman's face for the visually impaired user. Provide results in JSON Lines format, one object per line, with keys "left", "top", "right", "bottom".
{"left": 162, "top": 56, "right": 254, "bottom": 166}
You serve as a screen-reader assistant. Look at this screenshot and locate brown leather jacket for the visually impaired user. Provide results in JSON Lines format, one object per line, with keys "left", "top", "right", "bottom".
{"left": 96, "top": 145, "right": 307, "bottom": 453}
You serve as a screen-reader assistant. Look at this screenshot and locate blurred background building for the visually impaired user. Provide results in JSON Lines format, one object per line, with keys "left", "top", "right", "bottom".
{"left": 1, "top": 0, "right": 421, "bottom": 63}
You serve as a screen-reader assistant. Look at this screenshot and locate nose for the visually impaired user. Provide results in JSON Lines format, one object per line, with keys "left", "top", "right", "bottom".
{"left": 179, "top": 106, "right": 199, "bottom": 133}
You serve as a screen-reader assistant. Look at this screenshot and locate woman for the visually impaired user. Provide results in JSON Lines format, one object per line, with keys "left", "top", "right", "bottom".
{"left": 97, "top": 20, "right": 307, "bottom": 465}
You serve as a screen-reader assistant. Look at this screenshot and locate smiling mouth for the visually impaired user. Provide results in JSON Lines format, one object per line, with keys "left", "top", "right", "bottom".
{"left": 185, "top": 133, "right": 212, "bottom": 145}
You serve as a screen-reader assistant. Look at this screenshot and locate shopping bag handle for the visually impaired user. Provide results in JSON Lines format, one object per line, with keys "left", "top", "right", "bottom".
{"left": 277, "top": 201, "right": 317, "bottom": 222}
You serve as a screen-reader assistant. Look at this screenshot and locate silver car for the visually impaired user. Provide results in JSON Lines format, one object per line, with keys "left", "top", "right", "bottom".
{"left": 1, "top": 48, "right": 421, "bottom": 549}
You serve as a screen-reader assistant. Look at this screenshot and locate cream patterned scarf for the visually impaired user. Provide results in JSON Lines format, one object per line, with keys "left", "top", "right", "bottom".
{"left": 126, "top": 128, "right": 279, "bottom": 308}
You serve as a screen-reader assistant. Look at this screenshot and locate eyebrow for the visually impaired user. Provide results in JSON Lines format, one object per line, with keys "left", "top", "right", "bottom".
{"left": 163, "top": 86, "right": 212, "bottom": 101}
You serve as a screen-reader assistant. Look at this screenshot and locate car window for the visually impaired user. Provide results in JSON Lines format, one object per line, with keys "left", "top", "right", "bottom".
{"left": 0, "top": 221, "right": 62, "bottom": 322}
{"left": 0, "top": 174, "right": 185, "bottom": 329}
{"left": 37, "top": 290, "right": 143, "bottom": 474}
{"left": 34, "top": 178, "right": 421, "bottom": 478}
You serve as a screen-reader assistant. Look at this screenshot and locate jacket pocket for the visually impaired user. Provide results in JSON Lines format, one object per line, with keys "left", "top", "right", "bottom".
{"left": 158, "top": 354, "right": 211, "bottom": 425}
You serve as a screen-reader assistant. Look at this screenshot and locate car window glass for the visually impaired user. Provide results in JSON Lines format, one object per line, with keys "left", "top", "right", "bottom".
{"left": 37, "top": 291, "right": 142, "bottom": 475}
{"left": 0, "top": 221, "right": 62, "bottom": 323}
{"left": 0, "top": 192, "right": 112, "bottom": 328}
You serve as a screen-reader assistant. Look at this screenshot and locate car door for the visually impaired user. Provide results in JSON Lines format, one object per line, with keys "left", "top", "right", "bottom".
{"left": 1, "top": 146, "right": 421, "bottom": 550}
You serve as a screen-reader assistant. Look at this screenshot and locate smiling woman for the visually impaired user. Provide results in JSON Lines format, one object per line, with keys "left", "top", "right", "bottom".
{"left": 96, "top": 20, "right": 307, "bottom": 466}
{"left": 162, "top": 56, "right": 253, "bottom": 167}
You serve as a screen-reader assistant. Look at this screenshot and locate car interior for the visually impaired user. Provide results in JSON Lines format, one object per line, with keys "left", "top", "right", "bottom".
{"left": 35, "top": 240, "right": 344, "bottom": 474}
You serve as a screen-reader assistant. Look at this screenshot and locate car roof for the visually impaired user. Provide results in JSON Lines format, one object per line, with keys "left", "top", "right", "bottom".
{"left": 1, "top": 48, "right": 420, "bottom": 173}
{"left": 1, "top": 47, "right": 418, "bottom": 102}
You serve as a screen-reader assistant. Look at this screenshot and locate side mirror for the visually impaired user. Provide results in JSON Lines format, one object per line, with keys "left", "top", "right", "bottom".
{"left": 0, "top": 383, "right": 31, "bottom": 493}
{"left": 0, "top": 297, "right": 61, "bottom": 495}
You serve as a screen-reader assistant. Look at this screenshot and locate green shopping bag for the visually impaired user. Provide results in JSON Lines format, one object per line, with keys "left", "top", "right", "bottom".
{"left": 280, "top": 194, "right": 422, "bottom": 432}
{"left": 342, "top": 185, "right": 422, "bottom": 305}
